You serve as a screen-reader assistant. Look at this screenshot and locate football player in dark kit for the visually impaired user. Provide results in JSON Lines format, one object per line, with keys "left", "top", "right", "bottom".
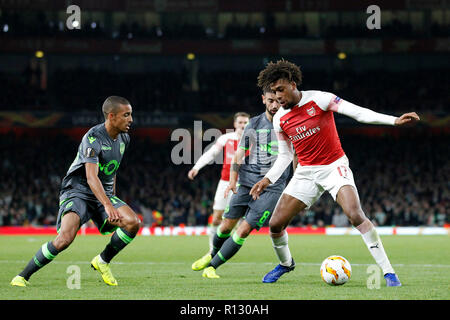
{"left": 193, "top": 89, "right": 293, "bottom": 279}
{"left": 11, "top": 96, "right": 141, "bottom": 287}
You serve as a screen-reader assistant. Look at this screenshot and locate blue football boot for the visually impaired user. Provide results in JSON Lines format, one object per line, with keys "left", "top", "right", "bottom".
{"left": 384, "top": 273, "right": 402, "bottom": 287}
{"left": 262, "top": 259, "right": 296, "bottom": 283}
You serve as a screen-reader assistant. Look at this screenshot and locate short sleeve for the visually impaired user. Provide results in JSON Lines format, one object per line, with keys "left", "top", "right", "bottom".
{"left": 215, "top": 132, "right": 229, "bottom": 149}
{"left": 78, "top": 134, "right": 102, "bottom": 164}
{"left": 238, "top": 120, "right": 255, "bottom": 151}
{"left": 123, "top": 133, "right": 131, "bottom": 152}
{"left": 124, "top": 133, "right": 131, "bottom": 148}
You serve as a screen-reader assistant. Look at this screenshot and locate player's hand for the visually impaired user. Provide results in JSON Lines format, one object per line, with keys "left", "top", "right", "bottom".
{"left": 394, "top": 112, "right": 420, "bottom": 126}
{"left": 224, "top": 183, "right": 237, "bottom": 198}
{"left": 249, "top": 177, "right": 271, "bottom": 200}
{"left": 188, "top": 169, "right": 198, "bottom": 180}
{"left": 104, "top": 203, "right": 122, "bottom": 223}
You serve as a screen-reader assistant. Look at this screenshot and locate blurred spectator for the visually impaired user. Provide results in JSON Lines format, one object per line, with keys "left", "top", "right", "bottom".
{"left": 332, "top": 208, "right": 350, "bottom": 227}
{"left": 374, "top": 204, "right": 387, "bottom": 226}
{"left": 0, "top": 68, "right": 447, "bottom": 114}
{"left": 0, "top": 9, "right": 448, "bottom": 229}
{"left": 1, "top": 9, "right": 448, "bottom": 40}
{"left": 0, "top": 132, "right": 447, "bottom": 228}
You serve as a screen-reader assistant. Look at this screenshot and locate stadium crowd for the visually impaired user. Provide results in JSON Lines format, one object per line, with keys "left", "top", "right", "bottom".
{"left": 0, "top": 68, "right": 448, "bottom": 116}
{"left": 0, "top": 9, "right": 447, "bottom": 230}
{"left": 0, "top": 131, "right": 448, "bottom": 228}
{"left": 1, "top": 10, "right": 448, "bottom": 40}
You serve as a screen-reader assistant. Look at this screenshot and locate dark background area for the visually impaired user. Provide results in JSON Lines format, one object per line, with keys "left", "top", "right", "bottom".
{"left": 0, "top": 0, "right": 448, "bottom": 228}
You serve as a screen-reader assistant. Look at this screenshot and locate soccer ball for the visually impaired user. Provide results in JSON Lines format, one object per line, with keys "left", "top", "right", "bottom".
{"left": 320, "top": 255, "right": 352, "bottom": 285}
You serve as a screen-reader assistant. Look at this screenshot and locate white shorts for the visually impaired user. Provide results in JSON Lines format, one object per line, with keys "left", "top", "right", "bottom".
{"left": 213, "top": 179, "right": 233, "bottom": 211}
{"left": 283, "top": 155, "right": 357, "bottom": 209}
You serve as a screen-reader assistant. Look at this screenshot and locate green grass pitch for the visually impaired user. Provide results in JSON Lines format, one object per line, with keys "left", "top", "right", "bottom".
{"left": 1, "top": 234, "right": 449, "bottom": 300}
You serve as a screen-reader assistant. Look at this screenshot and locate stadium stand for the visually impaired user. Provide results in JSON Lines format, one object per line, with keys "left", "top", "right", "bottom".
{"left": 0, "top": 130, "right": 448, "bottom": 228}
{"left": 0, "top": 2, "right": 448, "bottom": 229}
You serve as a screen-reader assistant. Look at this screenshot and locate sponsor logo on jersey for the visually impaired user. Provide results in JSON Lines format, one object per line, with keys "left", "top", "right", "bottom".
{"left": 289, "top": 126, "right": 321, "bottom": 142}
{"left": 98, "top": 159, "right": 120, "bottom": 175}
{"left": 334, "top": 96, "right": 341, "bottom": 103}
{"left": 259, "top": 141, "right": 279, "bottom": 156}
{"left": 296, "top": 126, "right": 307, "bottom": 134}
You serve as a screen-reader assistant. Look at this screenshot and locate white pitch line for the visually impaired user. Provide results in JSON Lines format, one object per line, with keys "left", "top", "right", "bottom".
{"left": 0, "top": 260, "right": 449, "bottom": 268}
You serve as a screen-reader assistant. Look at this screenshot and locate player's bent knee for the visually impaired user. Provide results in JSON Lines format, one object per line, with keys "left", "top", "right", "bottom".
{"left": 346, "top": 203, "right": 363, "bottom": 215}
{"left": 236, "top": 221, "right": 252, "bottom": 238}
{"left": 211, "top": 217, "right": 222, "bottom": 226}
{"left": 211, "top": 211, "right": 224, "bottom": 226}
{"left": 348, "top": 213, "right": 366, "bottom": 227}
{"left": 219, "top": 223, "right": 233, "bottom": 235}
{"left": 236, "top": 230, "right": 250, "bottom": 239}
{"left": 344, "top": 206, "right": 366, "bottom": 226}
{"left": 53, "top": 232, "right": 75, "bottom": 251}
{"left": 268, "top": 218, "right": 284, "bottom": 234}
{"left": 123, "top": 215, "right": 141, "bottom": 234}
{"left": 236, "top": 227, "right": 251, "bottom": 238}
{"left": 133, "top": 216, "right": 142, "bottom": 231}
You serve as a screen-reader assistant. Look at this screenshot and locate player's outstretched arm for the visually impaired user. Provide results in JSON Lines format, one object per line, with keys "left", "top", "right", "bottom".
{"left": 326, "top": 93, "right": 413, "bottom": 126}
{"left": 324, "top": 92, "right": 420, "bottom": 127}
{"left": 394, "top": 112, "right": 420, "bottom": 126}
{"left": 187, "top": 168, "right": 198, "bottom": 180}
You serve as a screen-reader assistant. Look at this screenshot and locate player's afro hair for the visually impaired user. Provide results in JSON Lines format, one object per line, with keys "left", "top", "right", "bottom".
{"left": 257, "top": 59, "right": 302, "bottom": 92}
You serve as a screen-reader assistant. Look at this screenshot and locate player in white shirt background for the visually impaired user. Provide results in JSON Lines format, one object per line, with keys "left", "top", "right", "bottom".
{"left": 188, "top": 112, "right": 250, "bottom": 269}
{"left": 250, "top": 59, "right": 420, "bottom": 286}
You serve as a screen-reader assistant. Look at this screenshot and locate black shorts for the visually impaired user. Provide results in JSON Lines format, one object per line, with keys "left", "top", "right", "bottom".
{"left": 223, "top": 185, "right": 282, "bottom": 231}
{"left": 56, "top": 192, "right": 127, "bottom": 235}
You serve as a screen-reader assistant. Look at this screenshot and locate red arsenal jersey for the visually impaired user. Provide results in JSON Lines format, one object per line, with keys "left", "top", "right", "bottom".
{"left": 273, "top": 90, "right": 345, "bottom": 166}
{"left": 217, "top": 132, "right": 239, "bottom": 181}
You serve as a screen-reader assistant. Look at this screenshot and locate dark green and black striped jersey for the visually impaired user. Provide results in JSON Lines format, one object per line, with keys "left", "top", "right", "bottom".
{"left": 60, "top": 123, "right": 130, "bottom": 200}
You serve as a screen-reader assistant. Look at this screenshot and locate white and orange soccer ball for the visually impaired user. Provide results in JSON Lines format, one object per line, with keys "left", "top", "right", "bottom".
{"left": 320, "top": 255, "right": 352, "bottom": 285}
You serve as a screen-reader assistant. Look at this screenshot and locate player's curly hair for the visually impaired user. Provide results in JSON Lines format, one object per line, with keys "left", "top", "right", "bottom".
{"left": 257, "top": 59, "right": 302, "bottom": 92}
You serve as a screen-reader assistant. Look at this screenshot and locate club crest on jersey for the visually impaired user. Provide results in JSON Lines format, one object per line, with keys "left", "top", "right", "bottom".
{"left": 306, "top": 106, "right": 316, "bottom": 116}
{"left": 120, "top": 142, "right": 125, "bottom": 155}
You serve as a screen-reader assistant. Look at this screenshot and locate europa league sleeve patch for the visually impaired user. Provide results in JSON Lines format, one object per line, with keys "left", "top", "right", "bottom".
{"left": 85, "top": 147, "right": 96, "bottom": 158}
